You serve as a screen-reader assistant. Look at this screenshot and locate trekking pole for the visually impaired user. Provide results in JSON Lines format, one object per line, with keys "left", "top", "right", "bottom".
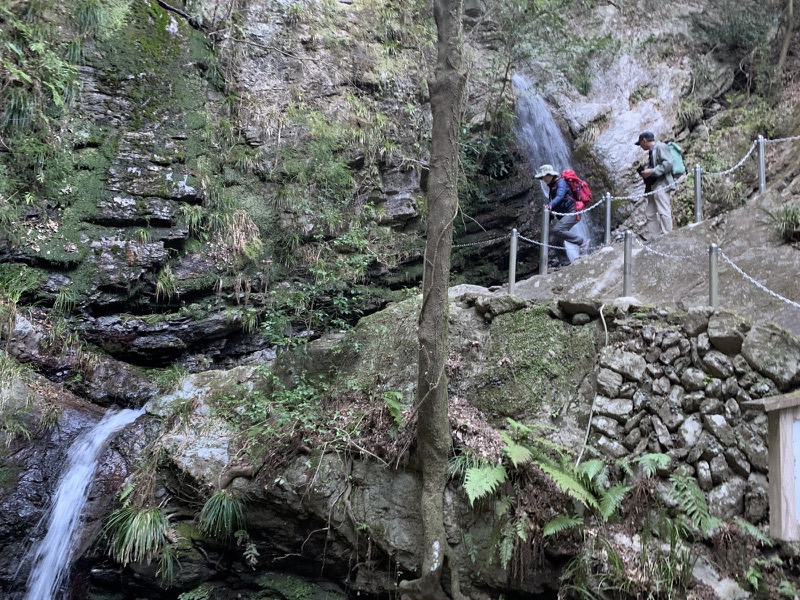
{"left": 709, "top": 243, "right": 719, "bottom": 309}
{"left": 540, "top": 206, "right": 549, "bottom": 275}
{"left": 693, "top": 165, "right": 703, "bottom": 223}
{"left": 604, "top": 192, "right": 612, "bottom": 245}
{"left": 508, "top": 228, "right": 518, "bottom": 295}
{"left": 623, "top": 230, "right": 632, "bottom": 297}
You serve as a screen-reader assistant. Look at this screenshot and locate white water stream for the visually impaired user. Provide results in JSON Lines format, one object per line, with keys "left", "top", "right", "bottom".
{"left": 22, "top": 407, "right": 143, "bottom": 600}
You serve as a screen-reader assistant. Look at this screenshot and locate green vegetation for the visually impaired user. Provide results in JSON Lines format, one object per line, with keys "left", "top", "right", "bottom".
{"left": 256, "top": 572, "right": 345, "bottom": 600}
{"left": 695, "top": 0, "right": 782, "bottom": 94}
{"left": 762, "top": 203, "right": 800, "bottom": 243}
{"left": 198, "top": 489, "right": 245, "bottom": 539}
{"left": 102, "top": 483, "right": 175, "bottom": 582}
{"left": 209, "top": 365, "right": 329, "bottom": 455}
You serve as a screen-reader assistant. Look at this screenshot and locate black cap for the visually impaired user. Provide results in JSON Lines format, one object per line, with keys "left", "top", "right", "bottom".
{"left": 635, "top": 131, "right": 655, "bottom": 145}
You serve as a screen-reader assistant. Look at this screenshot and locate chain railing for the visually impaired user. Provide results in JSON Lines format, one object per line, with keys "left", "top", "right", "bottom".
{"left": 455, "top": 132, "right": 800, "bottom": 309}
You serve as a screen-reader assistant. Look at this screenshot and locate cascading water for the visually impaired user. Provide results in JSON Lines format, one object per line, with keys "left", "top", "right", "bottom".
{"left": 21, "top": 407, "right": 144, "bottom": 600}
{"left": 511, "top": 73, "right": 591, "bottom": 263}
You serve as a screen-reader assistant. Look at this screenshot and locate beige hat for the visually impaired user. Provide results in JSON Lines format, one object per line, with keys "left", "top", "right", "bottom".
{"left": 534, "top": 164, "right": 560, "bottom": 179}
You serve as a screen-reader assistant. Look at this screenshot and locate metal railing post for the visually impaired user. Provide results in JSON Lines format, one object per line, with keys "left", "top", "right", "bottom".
{"left": 758, "top": 134, "right": 767, "bottom": 194}
{"left": 540, "top": 206, "right": 549, "bottom": 275}
{"left": 709, "top": 243, "right": 719, "bottom": 309}
{"left": 508, "top": 228, "right": 518, "bottom": 295}
{"left": 693, "top": 165, "right": 703, "bottom": 223}
{"left": 604, "top": 192, "right": 612, "bottom": 245}
{"left": 623, "top": 230, "right": 632, "bottom": 297}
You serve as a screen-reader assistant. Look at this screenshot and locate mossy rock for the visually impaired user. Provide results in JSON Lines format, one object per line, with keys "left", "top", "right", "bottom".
{"left": 470, "top": 303, "right": 598, "bottom": 424}
{"left": 255, "top": 573, "right": 344, "bottom": 599}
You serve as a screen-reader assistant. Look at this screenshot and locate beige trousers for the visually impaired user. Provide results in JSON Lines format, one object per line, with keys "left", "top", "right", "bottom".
{"left": 645, "top": 186, "right": 673, "bottom": 239}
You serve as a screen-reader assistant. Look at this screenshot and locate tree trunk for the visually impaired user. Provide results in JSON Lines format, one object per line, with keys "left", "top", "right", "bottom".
{"left": 399, "top": 1, "right": 466, "bottom": 599}
{"left": 778, "top": 0, "right": 794, "bottom": 72}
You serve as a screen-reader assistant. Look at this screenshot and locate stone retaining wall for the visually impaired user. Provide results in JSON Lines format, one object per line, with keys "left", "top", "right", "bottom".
{"left": 557, "top": 302, "right": 800, "bottom": 523}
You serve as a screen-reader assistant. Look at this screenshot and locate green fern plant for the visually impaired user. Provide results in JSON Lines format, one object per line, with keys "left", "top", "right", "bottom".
{"left": 733, "top": 516, "right": 773, "bottom": 547}
{"left": 634, "top": 452, "right": 672, "bottom": 478}
{"left": 542, "top": 514, "right": 583, "bottom": 537}
{"left": 381, "top": 390, "right": 404, "bottom": 427}
{"left": 463, "top": 464, "right": 507, "bottom": 506}
{"left": 669, "top": 473, "right": 721, "bottom": 536}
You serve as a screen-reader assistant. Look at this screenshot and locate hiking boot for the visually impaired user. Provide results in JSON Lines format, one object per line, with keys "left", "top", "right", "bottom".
{"left": 580, "top": 238, "right": 590, "bottom": 253}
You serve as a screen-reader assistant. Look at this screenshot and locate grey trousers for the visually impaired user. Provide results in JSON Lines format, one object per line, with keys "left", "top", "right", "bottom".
{"left": 645, "top": 186, "right": 673, "bottom": 239}
{"left": 550, "top": 213, "right": 584, "bottom": 247}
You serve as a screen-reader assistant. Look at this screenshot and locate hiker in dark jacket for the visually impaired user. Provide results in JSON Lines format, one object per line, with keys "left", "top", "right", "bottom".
{"left": 534, "top": 164, "right": 590, "bottom": 262}
{"left": 635, "top": 131, "right": 674, "bottom": 239}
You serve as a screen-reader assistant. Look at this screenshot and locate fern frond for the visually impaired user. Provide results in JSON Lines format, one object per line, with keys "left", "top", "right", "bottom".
{"left": 616, "top": 456, "right": 635, "bottom": 479}
{"left": 495, "top": 494, "right": 513, "bottom": 517}
{"left": 670, "top": 474, "right": 720, "bottom": 535}
{"left": 529, "top": 437, "right": 572, "bottom": 464}
{"left": 734, "top": 517, "right": 774, "bottom": 547}
{"left": 543, "top": 514, "right": 583, "bottom": 537}
{"left": 464, "top": 465, "right": 506, "bottom": 506}
{"left": 599, "top": 483, "right": 631, "bottom": 521}
{"left": 514, "top": 513, "right": 532, "bottom": 542}
{"left": 499, "top": 532, "right": 515, "bottom": 570}
{"left": 576, "top": 458, "right": 607, "bottom": 487}
{"left": 538, "top": 463, "right": 599, "bottom": 511}
{"left": 504, "top": 417, "right": 533, "bottom": 438}
{"left": 501, "top": 432, "right": 533, "bottom": 467}
{"left": 636, "top": 453, "right": 671, "bottom": 478}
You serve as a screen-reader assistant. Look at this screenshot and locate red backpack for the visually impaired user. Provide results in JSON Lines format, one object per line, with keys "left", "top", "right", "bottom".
{"left": 561, "top": 169, "right": 593, "bottom": 212}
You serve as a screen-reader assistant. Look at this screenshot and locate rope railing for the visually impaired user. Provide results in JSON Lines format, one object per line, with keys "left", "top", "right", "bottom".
{"left": 606, "top": 232, "right": 798, "bottom": 312}
{"left": 631, "top": 236, "right": 705, "bottom": 260}
{"left": 455, "top": 132, "right": 800, "bottom": 303}
{"left": 505, "top": 223, "right": 800, "bottom": 311}
{"left": 718, "top": 249, "right": 800, "bottom": 310}
{"left": 701, "top": 140, "right": 758, "bottom": 177}
{"left": 452, "top": 234, "right": 511, "bottom": 249}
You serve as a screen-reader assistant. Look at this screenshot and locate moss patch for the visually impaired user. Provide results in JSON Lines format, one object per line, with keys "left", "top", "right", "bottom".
{"left": 471, "top": 303, "right": 598, "bottom": 422}
{"left": 255, "top": 572, "right": 344, "bottom": 600}
{"left": 325, "top": 295, "right": 420, "bottom": 398}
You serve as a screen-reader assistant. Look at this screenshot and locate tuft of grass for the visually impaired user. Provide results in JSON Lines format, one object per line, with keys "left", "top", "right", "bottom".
{"left": 762, "top": 204, "right": 800, "bottom": 243}
{"left": 53, "top": 286, "right": 77, "bottom": 315}
{"left": 155, "top": 265, "right": 178, "bottom": 302}
{"left": 103, "top": 487, "right": 174, "bottom": 582}
{"left": 198, "top": 489, "right": 245, "bottom": 539}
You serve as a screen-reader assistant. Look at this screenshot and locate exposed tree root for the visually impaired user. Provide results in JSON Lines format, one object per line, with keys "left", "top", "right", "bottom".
{"left": 217, "top": 462, "right": 256, "bottom": 490}
{"left": 398, "top": 543, "right": 469, "bottom": 600}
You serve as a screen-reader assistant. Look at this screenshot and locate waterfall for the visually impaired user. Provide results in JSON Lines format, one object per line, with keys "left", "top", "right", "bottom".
{"left": 22, "top": 407, "right": 144, "bottom": 600}
{"left": 511, "top": 74, "right": 591, "bottom": 263}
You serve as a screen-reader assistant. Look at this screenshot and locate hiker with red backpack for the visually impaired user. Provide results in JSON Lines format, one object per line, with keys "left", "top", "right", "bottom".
{"left": 534, "top": 164, "right": 591, "bottom": 263}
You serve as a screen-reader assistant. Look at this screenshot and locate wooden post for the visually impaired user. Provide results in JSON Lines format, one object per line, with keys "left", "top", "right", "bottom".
{"left": 743, "top": 391, "right": 800, "bottom": 541}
